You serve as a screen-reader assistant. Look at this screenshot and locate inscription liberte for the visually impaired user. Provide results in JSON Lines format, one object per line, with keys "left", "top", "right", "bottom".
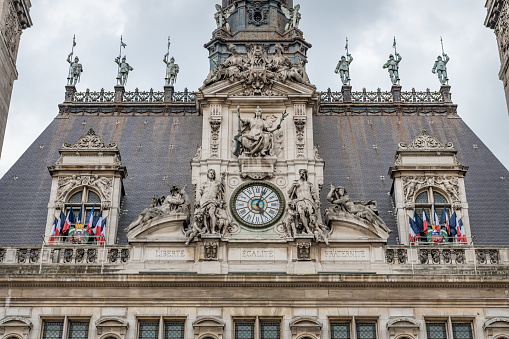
{"left": 324, "top": 250, "right": 367, "bottom": 258}
{"left": 155, "top": 249, "right": 187, "bottom": 258}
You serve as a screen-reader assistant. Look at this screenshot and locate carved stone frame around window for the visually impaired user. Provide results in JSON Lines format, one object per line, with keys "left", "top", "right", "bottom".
{"left": 389, "top": 130, "right": 470, "bottom": 245}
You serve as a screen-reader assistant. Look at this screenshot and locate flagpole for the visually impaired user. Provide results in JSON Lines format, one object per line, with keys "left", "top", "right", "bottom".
{"left": 393, "top": 36, "right": 397, "bottom": 55}
{"left": 440, "top": 36, "right": 445, "bottom": 55}
{"left": 345, "top": 37, "right": 349, "bottom": 55}
{"left": 67, "top": 35, "right": 76, "bottom": 84}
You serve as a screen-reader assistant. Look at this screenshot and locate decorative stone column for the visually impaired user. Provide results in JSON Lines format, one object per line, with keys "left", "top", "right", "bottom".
{"left": 64, "top": 85, "right": 76, "bottom": 103}
{"left": 440, "top": 85, "right": 452, "bottom": 103}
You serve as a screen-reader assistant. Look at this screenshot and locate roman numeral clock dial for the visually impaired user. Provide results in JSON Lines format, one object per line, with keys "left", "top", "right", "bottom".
{"left": 230, "top": 182, "right": 285, "bottom": 229}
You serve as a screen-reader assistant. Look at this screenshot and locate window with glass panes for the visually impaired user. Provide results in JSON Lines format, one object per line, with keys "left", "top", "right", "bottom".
{"left": 42, "top": 321, "right": 64, "bottom": 339}
{"left": 260, "top": 323, "right": 280, "bottom": 339}
{"left": 68, "top": 321, "right": 89, "bottom": 339}
{"left": 426, "top": 323, "right": 447, "bottom": 339}
{"left": 139, "top": 322, "right": 159, "bottom": 339}
{"left": 165, "top": 321, "right": 185, "bottom": 339}
{"left": 235, "top": 322, "right": 255, "bottom": 339}
{"left": 66, "top": 188, "right": 101, "bottom": 226}
{"left": 414, "top": 188, "right": 451, "bottom": 241}
{"left": 356, "top": 323, "right": 377, "bottom": 339}
{"left": 452, "top": 323, "right": 473, "bottom": 339}
{"left": 331, "top": 322, "right": 351, "bottom": 339}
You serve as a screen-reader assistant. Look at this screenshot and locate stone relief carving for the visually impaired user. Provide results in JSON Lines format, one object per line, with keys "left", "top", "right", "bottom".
{"left": 186, "top": 170, "right": 231, "bottom": 244}
{"left": 234, "top": 106, "right": 287, "bottom": 157}
{"left": 125, "top": 185, "right": 190, "bottom": 233}
{"left": 495, "top": 1, "right": 509, "bottom": 55}
{"left": 2, "top": 0, "right": 22, "bottom": 59}
{"left": 204, "top": 242, "right": 219, "bottom": 260}
{"left": 285, "top": 169, "right": 329, "bottom": 244}
{"left": 209, "top": 117, "right": 222, "bottom": 158}
{"left": 203, "top": 43, "right": 312, "bottom": 95}
{"left": 294, "top": 117, "right": 306, "bottom": 158}
{"left": 325, "top": 184, "right": 391, "bottom": 234}
{"left": 62, "top": 128, "right": 118, "bottom": 150}
{"left": 247, "top": 2, "right": 269, "bottom": 26}
{"left": 55, "top": 175, "right": 113, "bottom": 210}
{"left": 297, "top": 242, "right": 311, "bottom": 260}
{"left": 402, "top": 175, "right": 461, "bottom": 206}
{"left": 398, "top": 129, "right": 453, "bottom": 150}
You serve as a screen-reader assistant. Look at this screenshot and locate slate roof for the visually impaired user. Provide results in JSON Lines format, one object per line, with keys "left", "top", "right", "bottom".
{"left": 0, "top": 109, "right": 508, "bottom": 246}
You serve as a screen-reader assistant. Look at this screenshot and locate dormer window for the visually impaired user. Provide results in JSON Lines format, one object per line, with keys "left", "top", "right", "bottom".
{"left": 66, "top": 188, "right": 101, "bottom": 225}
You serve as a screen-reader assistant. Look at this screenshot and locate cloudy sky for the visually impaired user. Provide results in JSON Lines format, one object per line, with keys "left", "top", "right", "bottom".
{"left": 1, "top": 0, "right": 508, "bottom": 177}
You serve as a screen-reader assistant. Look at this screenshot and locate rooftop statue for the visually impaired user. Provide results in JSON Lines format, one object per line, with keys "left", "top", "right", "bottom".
{"left": 281, "top": 4, "right": 301, "bottom": 32}
{"left": 432, "top": 38, "right": 450, "bottom": 86}
{"left": 234, "top": 106, "right": 288, "bottom": 157}
{"left": 325, "top": 184, "right": 390, "bottom": 234}
{"left": 163, "top": 38, "right": 180, "bottom": 87}
{"left": 186, "top": 169, "right": 230, "bottom": 244}
{"left": 125, "top": 185, "right": 190, "bottom": 233}
{"left": 286, "top": 169, "right": 329, "bottom": 244}
{"left": 214, "top": 3, "right": 236, "bottom": 32}
{"left": 66, "top": 35, "right": 83, "bottom": 86}
{"left": 115, "top": 37, "right": 133, "bottom": 86}
{"left": 335, "top": 38, "right": 353, "bottom": 86}
{"left": 383, "top": 37, "right": 402, "bottom": 86}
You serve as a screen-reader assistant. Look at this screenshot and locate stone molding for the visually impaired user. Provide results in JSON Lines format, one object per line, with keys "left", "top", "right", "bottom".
{"left": 386, "top": 317, "right": 420, "bottom": 329}
{"left": 402, "top": 175, "right": 461, "bottom": 206}
{"left": 484, "top": 317, "right": 509, "bottom": 330}
{"left": 0, "top": 316, "right": 32, "bottom": 328}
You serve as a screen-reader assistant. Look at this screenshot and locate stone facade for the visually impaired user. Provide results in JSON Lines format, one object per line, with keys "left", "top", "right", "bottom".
{"left": 0, "top": 2, "right": 508, "bottom": 339}
{"left": 486, "top": 0, "right": 509, "bottom": 114}
{"left": 0, "top": 0, "right": 31, "bottom": 157}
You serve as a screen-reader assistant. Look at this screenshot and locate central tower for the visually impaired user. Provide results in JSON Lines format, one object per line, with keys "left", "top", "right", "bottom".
{"left": 205, "top": 0, "right": 310, "bottom": 71}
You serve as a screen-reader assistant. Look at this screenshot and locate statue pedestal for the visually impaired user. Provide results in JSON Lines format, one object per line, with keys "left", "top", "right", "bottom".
{"left": 391, "top": 85, "right": 402, "bottom": 103}
{"left": 325, "top": 211, "right": 389, "bottom": 243}
{"left": 64, "top": 85, "right": 76, "bottom": 103}
{"left": 114, "top": 86, "right": 125, "bottom": 103}
{"left": 440, "top": 85, "right": 452, "bottom": 103}
{"left": 341, "top": 85, "right": 352, "bottom": 103}
{"left": 164, "top": 85, "right": 174, "bottom": 103}
{"left": 238, "top": 155, "right": 277, "bottom": 180}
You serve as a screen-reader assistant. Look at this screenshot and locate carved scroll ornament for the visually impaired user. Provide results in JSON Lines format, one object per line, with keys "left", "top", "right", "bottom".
{"left": 398, "top": 130, "right": 453, "bottom": 150}
{"left": 62, "top": 128, "right": 118, "bottom": 150}
{"left": 402, "top": 175, "right": 461, "bottom": 207}
{"left": 55, "top": 175, "right": 113, "bottom": 210}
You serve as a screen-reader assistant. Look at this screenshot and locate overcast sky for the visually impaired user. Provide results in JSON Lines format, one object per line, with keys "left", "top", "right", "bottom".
{"left": 1, "top": 0, "right": 508, "bottom": 177}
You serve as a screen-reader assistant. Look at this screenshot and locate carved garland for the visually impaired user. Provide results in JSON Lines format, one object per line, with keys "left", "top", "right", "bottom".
{"left": 210, "top": 118, "right": 221, "bottom": 158}
{"left": 55, "top": 175, "right": 113, "bottom": 210}
{"left": 294, "top": 118, "right": 306, "bottom": 158}
{"left": 247, "top": 2, "right": 269, "bottom": 26}
{"left": 402, "top": 175, "right": 461, "bottom": 209}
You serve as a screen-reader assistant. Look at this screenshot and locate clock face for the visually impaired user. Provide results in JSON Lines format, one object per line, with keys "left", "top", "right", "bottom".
{"left": 230, "top": 182, "right": 285, "bottom": 229}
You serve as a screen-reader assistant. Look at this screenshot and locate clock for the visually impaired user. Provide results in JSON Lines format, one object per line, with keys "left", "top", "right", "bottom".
{"left": 230, "top": 181, "right": 285, "bottom": 229}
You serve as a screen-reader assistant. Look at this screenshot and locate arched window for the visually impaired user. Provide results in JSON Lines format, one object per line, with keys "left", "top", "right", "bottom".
{"left": 66, "top": 188, "right": 101, "bottom": 225}
{"left": 414, "top": 187, "right": 452, "bottom": 242}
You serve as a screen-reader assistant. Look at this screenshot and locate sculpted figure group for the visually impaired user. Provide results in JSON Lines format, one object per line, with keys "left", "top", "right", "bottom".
{"left": 286, "top": 169, "right": 330, "bottom": 244}
{"left": 326, "top": 184, "right": 390, "bottom": 233}
{"left": 203, "top": 43, "right": 312, "bottom": 93}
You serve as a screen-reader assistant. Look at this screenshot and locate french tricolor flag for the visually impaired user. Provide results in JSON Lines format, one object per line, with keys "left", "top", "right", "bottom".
{"left": 93, "top": 211, "right": 103, "bottom": 241}
{"left": 62, "top": 206, "right": 74, "bottom": 233}
{"left": 48, "top": 217, "right": 59, "bottom": 243}
{"left": 422, "top": 207, "right": 429, "bottom": 235}
{"left": 85, "top": 206, "right": 95, "bottom": 235}
{"left": 433, "top": 205, "right": 440, "bottom": 233}
{"left": 99, "top": 217, "right": 107, "bottom": 245}
{"left": 409, "top": 217, "right": 419, "bottom": 245}
{"left": 76, "top": 205, "right": 84, "bottom": 225}
{"left": 440, "top": 207, "right": 450, "bottom": 235}
{"left": 458, "top": 218, "right": 467, "bottom": 244}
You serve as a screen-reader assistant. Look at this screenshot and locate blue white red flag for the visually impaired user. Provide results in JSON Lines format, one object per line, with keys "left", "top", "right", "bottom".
{"left": 100, "top": 217, "right": 107, "bottom": 245}
{"left": 85, "top": 206, "right": 95, "bottom": 234}
{"left": 76, "top": 205, "right": 84, "bottom": 225}
{"left": 49, "top": 217, "right": 59, "bottom": 243}
{"left": 440, "top": 207, "right": 450, "bottom": 235}
{"left": 422, "top": 208, "right": 429, "bottom": 235}
{"left": 409, "top": 217, "right": 420, "bottom": 244}
{"left": 93, "top": 211, "right": 103, "bottom": 241}
{"left": 433, "top": 205, "right": 440, "bottom": 233}
{"left": 458, "top": 218, "right": 467, "bottom": 244}
{"left": 62, "top": 206, "right": 74, "bottom": 233}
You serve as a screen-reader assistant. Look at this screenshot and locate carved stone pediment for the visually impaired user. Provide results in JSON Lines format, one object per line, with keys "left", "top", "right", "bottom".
{"left": 0, "top": 316, "right": 32, "bottom": 337}
{"left": 289, "top": 317, "right": 322, "bottom": 330}
{"left": 55, "top": 175, "right": 113, "bottom": 210}
{"left": 193, "top": 317, "right": 226, "bottom": 329}
{"left": 325, "top": 211, "right": 390, "bottom": 243}
{"left": 483, "top": 317, "right": 509, "bottom": 330}
{"left": 398, "top": 129, "right": 454, "bottom": 150}
{"left": 386, "top": 317, "right": 420, "bottom": 329}
{"left": 62, "top": 128, "right": 118, "bottom": 150}
{"left": 125, "top": 214, "right": 189, "bottom": 242}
